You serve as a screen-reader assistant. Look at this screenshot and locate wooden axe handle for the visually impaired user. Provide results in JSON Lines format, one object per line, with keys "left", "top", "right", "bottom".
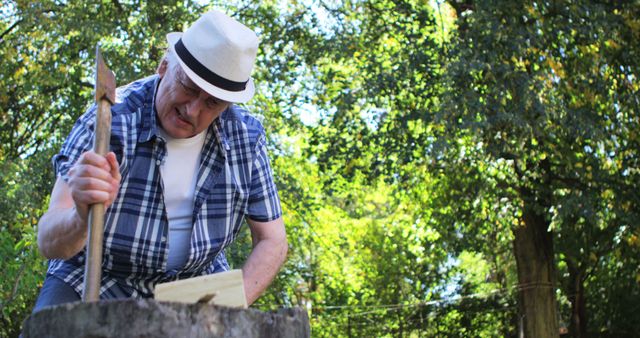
{"left": 82, "top": 45, "right": 115, "bottom": 302}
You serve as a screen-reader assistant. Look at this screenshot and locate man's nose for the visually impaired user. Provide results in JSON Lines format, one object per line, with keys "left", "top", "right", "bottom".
{"left": 185, "top": 97, "right": 205, "bottom": 117}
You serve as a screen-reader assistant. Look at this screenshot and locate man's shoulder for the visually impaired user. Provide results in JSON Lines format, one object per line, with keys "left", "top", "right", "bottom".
{"left": 220, "top": 105, "right": 265, "bottom": 135}
{"left": 112, "top": 75, "right": 157, "bottom": 114}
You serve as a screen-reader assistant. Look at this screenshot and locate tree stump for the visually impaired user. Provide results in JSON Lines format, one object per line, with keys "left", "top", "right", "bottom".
{"left": 22, "top": 299, "right": 310, "bottom": 338}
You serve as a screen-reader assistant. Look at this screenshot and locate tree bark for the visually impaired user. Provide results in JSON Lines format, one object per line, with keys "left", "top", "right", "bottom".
{"left": 24, "top": 299, "right": 311, "bottom": 338}
{"left": 567, "top": 261, "right": 587, "bottom": 338}
{"left": 513, "top": 197, "right": 559, "bottom": 338}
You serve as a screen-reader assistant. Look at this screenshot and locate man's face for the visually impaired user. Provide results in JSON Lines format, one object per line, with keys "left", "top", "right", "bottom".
{"left": 155, "top": 59, "right": 230, "bottom": 139}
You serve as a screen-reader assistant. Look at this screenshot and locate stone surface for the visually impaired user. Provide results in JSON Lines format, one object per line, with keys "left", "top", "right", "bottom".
{"left": 23, "top": 299, "right": 310, "bottom": 338}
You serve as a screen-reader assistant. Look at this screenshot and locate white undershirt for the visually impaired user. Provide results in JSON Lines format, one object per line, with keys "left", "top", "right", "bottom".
{"left": 158, "top": 128, "right": 207, "bottom": 271}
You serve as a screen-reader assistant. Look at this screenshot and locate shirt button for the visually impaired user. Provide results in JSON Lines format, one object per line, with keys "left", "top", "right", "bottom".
{"left": 156, "top": 160, "right": 161, "bottom": 165}
{"left": 161, "top": 236, "right": 167, "bottom": 242}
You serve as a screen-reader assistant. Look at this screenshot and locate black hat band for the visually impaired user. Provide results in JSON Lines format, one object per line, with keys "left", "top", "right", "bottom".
{"left": 175, "top": 38, "right": 248, "bottom": 92}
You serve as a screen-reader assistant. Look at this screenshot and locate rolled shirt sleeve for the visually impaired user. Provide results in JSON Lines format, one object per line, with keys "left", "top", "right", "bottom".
{"left": 245, "top": 134, "right": 282, "bottom": 222}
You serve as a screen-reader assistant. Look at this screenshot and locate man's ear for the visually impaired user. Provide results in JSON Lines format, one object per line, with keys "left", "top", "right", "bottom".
{"left": 157, "top": 57, "right": 169, "bottom": 78}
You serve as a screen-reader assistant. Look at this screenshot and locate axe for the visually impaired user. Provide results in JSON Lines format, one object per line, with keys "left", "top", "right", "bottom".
{"left": 82, "top": 44, "right": 116, "bottom": 302}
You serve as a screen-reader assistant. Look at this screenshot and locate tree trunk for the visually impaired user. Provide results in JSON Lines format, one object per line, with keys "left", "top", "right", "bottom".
{"left": 567, "top": 261, "right": 587, "bottom": 338}
{"left": 513, "top": 199, "right": 559, "bottom": 338}
{"left": 490, "top": 225, "right": 517, "bottom": 337}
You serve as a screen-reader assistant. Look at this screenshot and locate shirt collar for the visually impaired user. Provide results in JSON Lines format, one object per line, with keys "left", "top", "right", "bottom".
{"left": 136, "top": 75, "right": 161, "bottom": 144}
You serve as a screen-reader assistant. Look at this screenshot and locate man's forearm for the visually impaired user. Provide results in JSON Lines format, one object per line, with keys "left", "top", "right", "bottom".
{"left": 241, "top": 235, "right": 288, "bottom": 305}
{"left": 37, "top": 156, "right": 120, "bottom": 261}
{"left": 37, "top": 207, "right": 87, "bottom": 260}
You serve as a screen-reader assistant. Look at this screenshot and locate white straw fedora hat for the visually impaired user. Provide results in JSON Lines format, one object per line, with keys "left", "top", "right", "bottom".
{"left": 166, "top": 10, "right": 258, "bottom": 103}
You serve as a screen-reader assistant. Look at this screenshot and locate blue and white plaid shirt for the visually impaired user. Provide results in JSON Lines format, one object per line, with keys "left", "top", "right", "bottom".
{"left": 47, "top": 75, "right": 282, "bottom": 298}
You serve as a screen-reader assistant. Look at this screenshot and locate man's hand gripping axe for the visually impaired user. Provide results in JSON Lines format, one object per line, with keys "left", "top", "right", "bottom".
{"left": 82, "top": 45, "right": 116, "bottom": 302}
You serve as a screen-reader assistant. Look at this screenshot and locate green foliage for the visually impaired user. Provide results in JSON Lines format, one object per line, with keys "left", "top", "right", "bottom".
{"left": 437, "top": 0, "right": 640, "bottom": 335}
{"left": 0, "top": 149, "right": 54, "bottom": 337}
{"left": 307, "top": 0, "right": 442, "bottom": 181}
{"left": 1, "top": 0, "right": 639, "bottom": 337}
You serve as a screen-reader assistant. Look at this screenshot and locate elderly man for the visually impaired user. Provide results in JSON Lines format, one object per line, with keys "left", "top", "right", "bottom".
{"left": 33, "top": 10, "right": 287, "bottom": 310}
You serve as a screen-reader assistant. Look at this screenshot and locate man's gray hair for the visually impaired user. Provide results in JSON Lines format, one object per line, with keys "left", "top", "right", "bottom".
{"left": 163, "top": 48, "right": 182, "bottom": 73}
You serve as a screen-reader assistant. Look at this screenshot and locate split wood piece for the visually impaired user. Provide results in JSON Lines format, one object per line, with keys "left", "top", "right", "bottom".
{"left": 154, "top": 269, "right": 248, "bottom": 309}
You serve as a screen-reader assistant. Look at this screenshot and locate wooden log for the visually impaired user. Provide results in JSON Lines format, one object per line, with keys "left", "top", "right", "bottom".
{"left": 23, "top": 299, "right": 310, "bottom": 338}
